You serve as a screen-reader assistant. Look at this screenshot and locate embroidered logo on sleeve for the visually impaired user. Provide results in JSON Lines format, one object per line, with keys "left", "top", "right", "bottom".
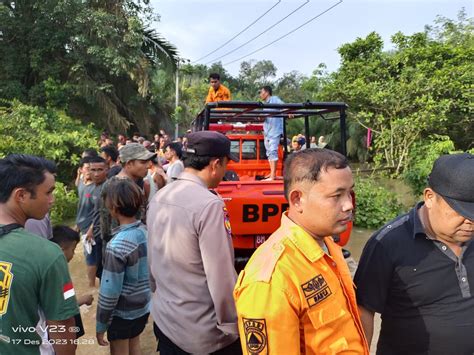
{"left": 301, "top": 274, "right": 332, "bottom": 308}
{"left": 0, "top": 262, "right": 14, "bottom": 316}
{"left": 223, "top": 207, "right": 232, "bottom": 237}
{"left": 63, "top": 282, "right": 75, "bottom": 300}
{"left": 243, "top": 318, "right": 268, "bottom": 354}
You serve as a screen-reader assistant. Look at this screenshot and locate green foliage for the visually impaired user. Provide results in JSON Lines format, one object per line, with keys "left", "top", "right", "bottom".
{"left": 316, "top": 10, "right": 473, "bottom": 172}
{"left": 354, "top": 178, "right": 405, "bottom": 229}
{"left": 0, "top": 100, "right": 98, "bottom": 182}
{"left": 50, "top": 182, "right": 78, "bottom": 225}
{"left": 402, "top": 135, "right": 456, "bottom": 195}
{"left": 0, "top": 1, "right": 178, "bottom": 134}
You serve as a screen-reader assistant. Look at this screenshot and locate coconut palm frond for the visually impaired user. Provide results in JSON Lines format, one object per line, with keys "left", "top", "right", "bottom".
{"left": 142, "top": 28, "right": 179, "bottom": 70}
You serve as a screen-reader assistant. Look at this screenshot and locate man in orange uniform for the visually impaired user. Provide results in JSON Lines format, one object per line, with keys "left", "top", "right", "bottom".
{"left": 205, "top": 73, "right": 231, "bottom": 103}
{"left": 234, "top": 148, "right": 369, "bottom": 354}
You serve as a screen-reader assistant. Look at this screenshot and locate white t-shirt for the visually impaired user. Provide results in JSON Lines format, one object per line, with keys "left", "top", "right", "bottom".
{"left": 166, "top": 160, "right": 184, "bottom": 183}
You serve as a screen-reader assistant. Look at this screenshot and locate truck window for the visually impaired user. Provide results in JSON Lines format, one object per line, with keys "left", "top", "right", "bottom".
{"left": 242, "top": 140, "right": 257, "bottom": 160}
{"left": 231, "top": 140, "right": 240, "bottom": 157}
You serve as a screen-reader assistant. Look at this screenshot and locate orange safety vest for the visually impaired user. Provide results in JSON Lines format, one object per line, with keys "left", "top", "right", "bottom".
{"left": 205, "top": 84, "right": 231, "bottom": 103}
{"left": 234, "top": 213, "right": 369, "bottom": 354}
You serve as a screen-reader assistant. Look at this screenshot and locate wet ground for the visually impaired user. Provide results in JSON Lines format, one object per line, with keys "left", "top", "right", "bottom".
{"left": 70, "top": 226, "right": 379, "bottom": 354}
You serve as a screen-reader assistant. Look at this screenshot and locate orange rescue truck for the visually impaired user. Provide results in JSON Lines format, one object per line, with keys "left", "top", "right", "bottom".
{"left": 192, "top": 101, "right": 353, "bottom": 270}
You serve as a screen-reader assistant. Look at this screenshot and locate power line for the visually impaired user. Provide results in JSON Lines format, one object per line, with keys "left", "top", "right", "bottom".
{"left": 223, "top": 0, "right": 342, "bottom": 66}
{"left": 193, "top": 1, "right": 282, "bottom": 63}
{"left": 204, "top": 0, "right": 310, "bottom": 65}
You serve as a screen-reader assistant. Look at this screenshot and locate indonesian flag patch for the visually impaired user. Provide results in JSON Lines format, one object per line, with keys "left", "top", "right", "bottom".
{"left": 63, "top": 282, "right": 75, "bottom": 300}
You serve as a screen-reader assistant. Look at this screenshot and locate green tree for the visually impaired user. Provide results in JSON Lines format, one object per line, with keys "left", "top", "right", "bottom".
{"left": 317, "top": 10, "right": 473, "bottom": 172}
{"left": 275, "top": 71, "right": 308, "bottom": 102}
{"left": 236, "top": 60, "right": 277, "bottom": 100}
{"left": 0, "top": 0, "right": 178, "bottom": 134}
{"left": 0, "top": 100, "right": 98, "bottom": 182}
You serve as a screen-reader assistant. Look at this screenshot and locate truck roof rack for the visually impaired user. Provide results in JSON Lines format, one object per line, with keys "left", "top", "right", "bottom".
{"left": 192, "top": 101, "right": 349, "bottom": 157}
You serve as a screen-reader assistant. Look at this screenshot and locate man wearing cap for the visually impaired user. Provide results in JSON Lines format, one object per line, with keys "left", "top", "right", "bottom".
{"left": 147, "top": 131, "right": 242, "bottom": 354}
{"left": 355, "top": 153, "right": 474, "bottom": 354}
{"left": 97, "top": 143, "right": 155, "bottom": 277}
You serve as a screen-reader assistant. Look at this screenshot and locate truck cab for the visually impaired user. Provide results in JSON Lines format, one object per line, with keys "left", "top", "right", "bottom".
{"left": 192, "top": 101, "right": 353, "bottom": 270}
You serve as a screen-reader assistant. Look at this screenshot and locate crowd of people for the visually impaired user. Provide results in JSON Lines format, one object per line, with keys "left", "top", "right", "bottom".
{"left": 0, "top": 72, "right": 473, "bottom": 355}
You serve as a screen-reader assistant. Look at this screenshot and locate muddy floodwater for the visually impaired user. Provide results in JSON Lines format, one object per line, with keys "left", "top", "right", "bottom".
{"left": 69, "top": 225, "right": 380, "bottom": 354}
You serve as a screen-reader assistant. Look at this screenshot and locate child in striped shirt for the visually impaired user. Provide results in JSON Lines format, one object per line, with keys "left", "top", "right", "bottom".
{"left": 96, "top": 177, "right": 150, "bottom": 354}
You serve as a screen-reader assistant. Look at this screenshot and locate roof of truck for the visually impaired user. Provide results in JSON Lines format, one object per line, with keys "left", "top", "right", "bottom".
{"left": 194, "top": 101, "right": 348, "bottom": 124}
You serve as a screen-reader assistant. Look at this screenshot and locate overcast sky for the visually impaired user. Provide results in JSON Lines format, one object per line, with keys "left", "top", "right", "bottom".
{"left": 150, "top": 0, "right": 472, "bottom": 77}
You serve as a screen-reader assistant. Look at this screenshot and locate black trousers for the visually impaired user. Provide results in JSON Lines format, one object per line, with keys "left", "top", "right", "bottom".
{"left": 154, "top": 323, "right": 242, "bottom": 355}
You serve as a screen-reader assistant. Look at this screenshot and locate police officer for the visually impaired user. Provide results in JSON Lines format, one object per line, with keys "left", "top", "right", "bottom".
{"left": 147, "top": 131, "right": 242, "bottom": 354}
{"left": 234, "top": 149, "right": 369, "bottom": 354}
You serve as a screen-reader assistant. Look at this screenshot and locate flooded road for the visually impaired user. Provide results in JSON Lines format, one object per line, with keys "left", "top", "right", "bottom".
{"left": 70, "top": 226, "right": 378, "bottom": 354}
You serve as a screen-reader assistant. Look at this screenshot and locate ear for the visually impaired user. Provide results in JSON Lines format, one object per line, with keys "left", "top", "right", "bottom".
{"left": 289, "top": 189, "right": 305, "bottom": 213}
{"left": 13, "top": 187, "right": 30, "bottom": 203}
{"left": 423, "top": 187, "right": 435, "bottom": 209}
{"left": 210, "top": 158, "right": 221, "bottom": 173}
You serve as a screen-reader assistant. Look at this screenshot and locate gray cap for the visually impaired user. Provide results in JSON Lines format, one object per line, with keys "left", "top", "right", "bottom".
{"left": 119, "top": 143, "right": 156, "bottom": 163}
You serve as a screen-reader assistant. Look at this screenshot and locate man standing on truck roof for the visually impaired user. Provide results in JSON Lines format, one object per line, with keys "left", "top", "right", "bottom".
{"left": 260, "top": 85, "right": 284, "bottom": 180}
{"left": 205, "top": 73, "right": 231, "bottom": 103}
{"left": 234, "top": 149, "right": 369, "bottom": 354}
{"left": 147, "top": 131, "right": 242, "bottom": 354}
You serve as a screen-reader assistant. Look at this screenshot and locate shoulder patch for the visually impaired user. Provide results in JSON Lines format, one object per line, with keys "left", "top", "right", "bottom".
{"left": 243, "top": 318, "right": 268, "bottom": 354}
{"left": 223, "top": 206, "right": 232, "bottom": 237}
{"left": 301, "top": 274, "right": 332, "bottom": 308}
{"left": 375, "top": 214, "right": 410, "bottom": 241}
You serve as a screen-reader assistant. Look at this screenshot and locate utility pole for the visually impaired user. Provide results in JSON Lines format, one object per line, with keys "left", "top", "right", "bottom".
{"left": 174, "top": 63, "right": 179, "bottom": 140}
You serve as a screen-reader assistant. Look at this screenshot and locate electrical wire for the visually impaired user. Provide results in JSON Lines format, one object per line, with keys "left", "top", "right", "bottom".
{"left": 193, "top": 1, "right": 282, "bottom": 63}
{"left": 223, "top": 0, "right": 342, "bottom": 66}
{"left": 204, "top": 0, "right": 310, "bottom": 65}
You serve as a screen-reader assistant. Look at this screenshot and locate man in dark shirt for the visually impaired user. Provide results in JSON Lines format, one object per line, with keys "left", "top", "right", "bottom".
{"left": 355, "top": 153, "right": 474, "bottom": 355}
{"left": 100, "top": 145, "right": 122, "bottom": 178}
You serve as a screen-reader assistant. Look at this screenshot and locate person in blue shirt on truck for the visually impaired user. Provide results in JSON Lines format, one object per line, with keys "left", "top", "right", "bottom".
{"left": 259, "top": 85, "right": 284, "bottom": 180}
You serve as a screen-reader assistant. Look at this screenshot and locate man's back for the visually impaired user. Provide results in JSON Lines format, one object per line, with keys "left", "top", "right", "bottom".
{"left": 0, "top": 227, "right": 78, "bottom": 354}
{"left": 147, "top": 172, "right": 238, "bottom": 353}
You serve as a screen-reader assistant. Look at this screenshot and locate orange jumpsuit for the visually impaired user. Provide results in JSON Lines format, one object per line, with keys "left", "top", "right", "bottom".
{"left": 234, "top": 213, "right": 369, "bottom": 354}
{"left": 205, "top": 84, "right": 231, "bottom": 103}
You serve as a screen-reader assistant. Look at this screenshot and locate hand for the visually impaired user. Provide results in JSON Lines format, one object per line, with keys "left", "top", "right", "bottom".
{"left": 79, "top": 294, "right": 94, "bottom": 306}
{"left": 86, "top": 228, "right": 94, "bottom": 242}
{"left": 153, "top": 168, "right": 167, "bottom": 189}
{"left": 96, "top": 332, "right": 109, "bottom": 346}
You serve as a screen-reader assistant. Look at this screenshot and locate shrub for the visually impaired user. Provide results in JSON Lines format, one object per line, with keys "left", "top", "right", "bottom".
{"left": 402, "top": 135, "right": 455, "bottom": 195}
{"left": 354, "top": 178, "right": 404, "bottom": 229}
{"left": 0, "top": 100, "right": 98, "bottom": 183}
{"left": 50, "top": 182, "right": 78, "bottom": 225}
